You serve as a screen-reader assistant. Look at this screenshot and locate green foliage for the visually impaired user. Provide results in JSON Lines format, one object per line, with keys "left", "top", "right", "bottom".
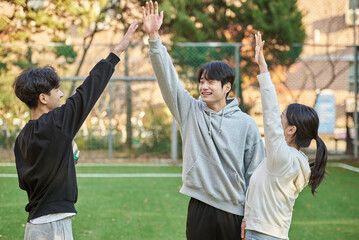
{"left": 0, "top": 0, "right": 144, "bottom": 151}
{"left": 170, "top": 45, "right": 235, "bottom": 82}
{"left": 161, "top": 0, "right": 306, "bottom": 83}
{"left": 136, "top": 104, "right": 173, "bottom": 157}
{"left": 238, "top": 0, "right": 305, "bottom": 67}
{"left": 52, "top": 39, "right": 78, "bottom": 65}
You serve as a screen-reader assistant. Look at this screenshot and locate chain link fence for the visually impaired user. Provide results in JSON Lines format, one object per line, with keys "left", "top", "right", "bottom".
{"left": 0, "top": 40, "right": 356, "bottom": 161}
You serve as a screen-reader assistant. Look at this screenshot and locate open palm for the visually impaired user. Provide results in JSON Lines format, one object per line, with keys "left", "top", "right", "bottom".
{"left": 114, "top": 19, "right": 138, "bottom": 55}
{"left": 142, "top": 1, "right": 163, "bottom": 35}
{"left": 255, "top": 32, "right": 266, "bottom": 67}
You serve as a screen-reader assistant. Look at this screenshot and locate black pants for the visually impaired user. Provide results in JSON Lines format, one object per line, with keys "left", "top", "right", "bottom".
{"left": 186, "top": 198, "right": 243, "bottom": 240}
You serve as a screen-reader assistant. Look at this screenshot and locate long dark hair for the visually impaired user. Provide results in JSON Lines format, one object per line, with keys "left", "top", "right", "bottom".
{"left": 286, "top": 103, "right": 328, "bottom": 195}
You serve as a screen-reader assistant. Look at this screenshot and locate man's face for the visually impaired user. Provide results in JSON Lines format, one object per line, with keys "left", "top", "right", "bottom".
{"left": 198, "top": 72, "right": 229, "bottom": 107}
{"left": 45, "top": 88, "right": 64, "bottom": 110}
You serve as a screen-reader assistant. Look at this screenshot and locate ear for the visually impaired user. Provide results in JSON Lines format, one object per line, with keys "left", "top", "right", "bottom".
{"left": 288, "top": 125, "right": 297, "bottom": 137}
{"left": 225, "top": 82, "right": 231, "bottom": 93}
{"left": 38, "top": 93, "right": 48, "bottom": 105}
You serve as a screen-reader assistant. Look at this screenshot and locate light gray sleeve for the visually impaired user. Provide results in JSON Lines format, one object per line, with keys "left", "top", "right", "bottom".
{"left": 244, "top": 130, "right": 265, "bottom": 190}
{"left": 148, "top": 38, "right": 194, "bottom": 125}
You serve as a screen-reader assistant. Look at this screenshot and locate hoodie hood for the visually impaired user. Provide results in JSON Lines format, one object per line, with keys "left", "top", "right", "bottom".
{"left": 200, "top": 97, "right": 241, "bottom": 136}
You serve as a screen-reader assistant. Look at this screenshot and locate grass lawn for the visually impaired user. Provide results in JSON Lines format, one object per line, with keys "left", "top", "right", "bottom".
{"left": 0, "top": 163, "right": 358, "bottom": 240}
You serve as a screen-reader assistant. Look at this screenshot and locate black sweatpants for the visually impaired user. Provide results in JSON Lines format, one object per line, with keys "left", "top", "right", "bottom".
{"left": 186, "top": 198, "right": 243, "bottom": 240}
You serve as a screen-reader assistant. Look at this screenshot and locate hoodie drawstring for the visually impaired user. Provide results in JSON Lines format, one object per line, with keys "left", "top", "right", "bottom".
{"left": 208, "top": 111, "right": 213, "bottom": 137}
{"left": 218, "top": 109, "right": 225, "bottom": 135}
{"left": 208, "top": 109, "right": 225, "bottom": 136}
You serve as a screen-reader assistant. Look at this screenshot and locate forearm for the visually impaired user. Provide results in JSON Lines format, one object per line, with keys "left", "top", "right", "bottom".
{"left": 259, "top": 63, "right": 268, "bottom": 74}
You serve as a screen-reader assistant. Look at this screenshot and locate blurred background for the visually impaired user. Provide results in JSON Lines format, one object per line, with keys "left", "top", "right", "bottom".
{"left": 0, "top": 0, "right": 358, "bottom": 162}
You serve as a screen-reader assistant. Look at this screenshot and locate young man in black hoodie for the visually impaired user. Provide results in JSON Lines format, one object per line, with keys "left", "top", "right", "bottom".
{"left": 13, "top": 19, "right": 138, "bottom": 240}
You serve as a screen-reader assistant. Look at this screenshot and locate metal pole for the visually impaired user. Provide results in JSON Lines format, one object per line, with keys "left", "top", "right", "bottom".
{"left": 108, "top": 80, "right": 113, "bottom": 159}
{"left": 125, "top": 48, "right": 132, "bottom": 153}
{"left": 354, "top": 0, "right": 358, "bottom": 158}
{"left": 235, "top": 45, "right": 241, "bottom": 107}
{"left": 171, "top": 117, "right": 178, "bottom": 164}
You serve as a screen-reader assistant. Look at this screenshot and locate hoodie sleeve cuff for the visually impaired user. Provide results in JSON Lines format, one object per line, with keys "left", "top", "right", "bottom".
{"left": 106, "top": 52, "right": 120, "bottom": 68}
{"left": 148, "top": 38, "right": 163, "bottom": 53}
{"left": 257, "top": 72, "right": 273, "bottom": 89}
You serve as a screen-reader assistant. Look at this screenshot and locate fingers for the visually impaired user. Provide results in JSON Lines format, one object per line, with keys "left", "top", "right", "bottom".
{"left": 122, "top": 20, "right": 138, "bottom": 45}
{"left": 254, "top": 32, "right": 265, "bottom": 51}
{"left": 142, "top": 6, "right": 146, "bottom": 18}
{"left": 126, "top": 19, "right": 138, "bottom": 34}
{"left": 146, "top": 1, "right": 150, "bottom": 16}
{"left": 155, "top": 1, "right": 158, "bottom": 15}
{"left": 143, "top": 1, "right": 160, "bottom": 17}
{"left": 240, "top": 221, "right": 246, "bottom": 239}
{"left": 131, "top": 19, "right": 138, "bottom": 28}
{"left": 150, "top": 1, "right": 154, "bottom": 15}
{"left": 160, "top": 10, "right": 164, "bottom": 21}
{"left": 255, "top": 32, "right": 261, "bottom": 46}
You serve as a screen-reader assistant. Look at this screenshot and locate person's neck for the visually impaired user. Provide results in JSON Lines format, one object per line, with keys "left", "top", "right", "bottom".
{"left": 207, "top": 100, "right": 227, "bottom": 112}
{"left": 30, "top": 107, "right": 49, "bottom": 120}
{"left": 287, "top": 141, "right": 299, "bottom": 150}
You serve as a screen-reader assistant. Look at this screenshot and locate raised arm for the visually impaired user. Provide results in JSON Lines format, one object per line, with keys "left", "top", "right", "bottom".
{"left": 143, "top": 1, "right": 193, "bottom": 125}
{"left": 57, "top": 20, "right": 138, "bottom": 139}
{"left": 255, "top": 32, "right": 291, "bottom": 173}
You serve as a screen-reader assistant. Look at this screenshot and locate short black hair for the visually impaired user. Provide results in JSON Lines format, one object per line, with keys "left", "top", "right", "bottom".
{"left": 13, "top": 66, "right": 60, "bottom": 109}
{"left": 197, "top": 61, "right": 235, "bottom": 98}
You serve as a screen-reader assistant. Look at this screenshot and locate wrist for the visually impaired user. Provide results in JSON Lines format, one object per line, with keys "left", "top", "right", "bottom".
{"left": 259, "top": 65, "right": 268, "bottom": 74}
{"left": 113, "top": 46, "right": 124, "bottom": 57}
{"left": 148, "top": 32, "right": 160, "bottom": 40}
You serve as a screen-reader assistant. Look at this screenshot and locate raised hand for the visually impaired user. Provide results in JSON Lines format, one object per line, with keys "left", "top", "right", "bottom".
{"left": 113, "top": 19, "right": 138, "bottom": 57}
{"left": 142, "top": 1, "right": 163, "bottom": 40}
{"left": 254, "top": 32, "right": 268, "bottom": 73}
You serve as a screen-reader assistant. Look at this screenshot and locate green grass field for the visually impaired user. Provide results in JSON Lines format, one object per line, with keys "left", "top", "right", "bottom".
{"left": 0, "top": 163, "right": 358, "bottom": 240}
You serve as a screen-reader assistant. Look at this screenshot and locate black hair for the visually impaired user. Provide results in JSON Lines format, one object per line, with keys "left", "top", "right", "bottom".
{"left": 13, "top": 66, "right": 60, "bottom": 109}
{"left": 197, "top": 61, "right": 235, "bottom": 98}
{"left": 286, "top": 103, "right": 328, "bottom": 195}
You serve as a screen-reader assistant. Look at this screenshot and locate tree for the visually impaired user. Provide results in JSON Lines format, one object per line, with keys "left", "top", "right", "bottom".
{"left": 0, "top": 0, "right": 144, "bottom": 149}
{"left": 160, "top": 0, "right": 306, "bottom": 90}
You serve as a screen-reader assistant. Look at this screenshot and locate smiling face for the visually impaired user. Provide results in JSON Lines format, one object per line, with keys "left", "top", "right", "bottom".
{"left": 199, "top": 71, "right": 231, "bottom": 111}
{"left": 41, "top": 88, "right": 64, "bottom": 111}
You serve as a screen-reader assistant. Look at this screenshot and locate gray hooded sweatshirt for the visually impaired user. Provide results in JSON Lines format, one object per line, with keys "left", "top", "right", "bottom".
{"left": 149, "top": 38, "right": 265, "bottom": 215}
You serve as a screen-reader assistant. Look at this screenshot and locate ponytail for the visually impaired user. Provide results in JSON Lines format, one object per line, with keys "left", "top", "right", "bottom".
{"left": 308, "top": 136, "right": 328, "bottom": 195}
{"left": 285, "top": 103, "right": 328, "bottom": 195}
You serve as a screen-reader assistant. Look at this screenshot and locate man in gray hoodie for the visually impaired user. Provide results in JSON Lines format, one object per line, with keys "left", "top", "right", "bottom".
{"left": 142, "top": 2, "right": 265, "bottom": 239}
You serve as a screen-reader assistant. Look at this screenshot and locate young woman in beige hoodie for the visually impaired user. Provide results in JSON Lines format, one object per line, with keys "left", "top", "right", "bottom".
{"left": 241, "top": 33, "right": 328, "bottom": 240}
